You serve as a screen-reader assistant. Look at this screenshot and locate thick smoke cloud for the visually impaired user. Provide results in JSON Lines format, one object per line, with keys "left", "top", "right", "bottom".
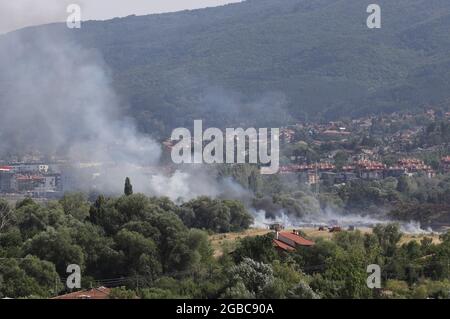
{"left": 147, "top": 169, "right": 252, "bottom": 202}
{"left": 252, "top": 208, "right": 435, "bottom": 235}
{"left": 0, "top": 27, "right": 249, "bottom": 200}
{"left": 0, "top": 29, "right": 171, "bottom": 195}
{"left": 0, "top": 0, "right": 273, "bottom": 204}
{"left": 0, "top": 30, "right": 161, "bottom": 164}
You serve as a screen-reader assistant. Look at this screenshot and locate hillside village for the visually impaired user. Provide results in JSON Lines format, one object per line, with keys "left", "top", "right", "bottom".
{"left": 277, "top": 109, "right": 450, "bottom": 187}
{"left": 2, "top": 108, "right": 449, "bottom": 199}
{"left": 0, "top": 164, "right": 62, "bottom": 196}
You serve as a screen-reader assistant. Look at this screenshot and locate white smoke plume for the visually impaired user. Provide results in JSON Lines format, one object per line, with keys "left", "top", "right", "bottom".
{"left": 0, "top": 29, "right": 160, "bottom": 161}
{"left": 399, "top": 221, "right": 434, "bottom": 235}
{"left": 0, "top": 31, "right": 158, "bottom": 160}
{"left": 0, "top": 26, "right": 251, "bottom": 201}
{"left": 251, "top": 209, "right": 437, "bottom": 234}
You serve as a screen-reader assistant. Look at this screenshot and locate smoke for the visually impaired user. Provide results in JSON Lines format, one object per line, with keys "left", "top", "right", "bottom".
{"left": 194, "top": 86, "right": 292, "bottom": 129}
{"left": 399, "top": 221, "right": 434, "bottom": 235}
{"left": 251, "top": 209, "right": 297, "bottom": 229}
{"left": 1, "top": 3, "right": 439, "bottom": 232}
{"left": 0, "top": 28, "right": 172, "bottom": 195}
{"left": 66, "top": 164, "right": 240, "bottom": 201}
{"left": 0, "top": 29, "right": 161, "bottom": 163}
{"left": 0, "top": 2, "right": 286, "bottom": 202}
{"left": 145, "top": 170, "right": 252, "bottom": 202}
{"left": 0, "top": 27, "right": 253, "bottom": 201}
{"left": 251, "top": 209, "right": 437, "bottom": 234}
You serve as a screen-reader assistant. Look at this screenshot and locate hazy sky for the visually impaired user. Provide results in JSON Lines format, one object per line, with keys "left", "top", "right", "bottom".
{"left": 0, "top": 0, "right": 242, "bottom": 34}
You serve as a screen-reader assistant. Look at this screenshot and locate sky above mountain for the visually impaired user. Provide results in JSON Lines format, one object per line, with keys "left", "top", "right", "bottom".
{"left": 0, "top": 0, "right": 242, "bottom": 34}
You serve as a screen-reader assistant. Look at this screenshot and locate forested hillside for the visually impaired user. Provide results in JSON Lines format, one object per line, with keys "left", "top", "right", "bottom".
{"left": 2, "top": 0, "right": 450, "bottom": 135}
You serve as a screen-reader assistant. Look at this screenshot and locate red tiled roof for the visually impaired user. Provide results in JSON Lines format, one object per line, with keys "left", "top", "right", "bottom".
{"left": 279, "top": 232, "right": 315, "bottom": 247}
{"left": 355, "top": 160, "right": 385, "bottom": 170}
{"left": 273, "top": 239, "right": 295, "bottom": 251}
{"left": 322, "top": 130, "right": 351, "bottom": 136}
{"left": 279, "top": 163, "right": 335, "bottom": 174}
{"left": 52, "top": 287, "right": 111, "bottom": 299}
{"left": 16, "top": 175, "right": 45, "bottom": 181}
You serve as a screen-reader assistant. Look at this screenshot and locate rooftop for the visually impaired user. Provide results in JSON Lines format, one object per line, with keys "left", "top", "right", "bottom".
{"left": 278, "top": 231, "right": 315, "bottom": 247}
{"left": 52, "top": 287, "right": 111, "bottom": 300}
{"left": 273, "top": 239, "right": 295, "bottom": 251}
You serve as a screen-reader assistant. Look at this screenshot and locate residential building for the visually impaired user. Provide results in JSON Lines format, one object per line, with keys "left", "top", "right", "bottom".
{"left": 442, "top": 156, "right": 450, "bottom": 173}
{"left": 273, "top": 230, "right": 315, "bottom": 252}
{"left": 356, "top": 160, "right": 386, "bottom": 180}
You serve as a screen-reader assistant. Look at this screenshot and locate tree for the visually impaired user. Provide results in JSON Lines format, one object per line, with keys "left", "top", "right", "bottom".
{"left": 373, "top": 224, "right": 402, "bottom": 257}
{"left": 70, "top": 221, "right": 121, "bottom": 278}
{"left": 223, "top": 200, "right": 253, "bottom": 232}
{"left": 385, "top": 280, "right": 411, "bottom": 298}
{"left": 109, "top": 287, "right": 138, "bottom": 299}
{"left": 318, "top": 248, "right": 372, "bottom": 299}
{"left": 139, "top": 287, "right": 184, "bottom": 299}
{"left": 334, "top": 151, "right": 349, "bottom": 170}
{"left": 187, "top": 229, "right": 214, "bottom": 265}
{"left": 19, "top": 255, "right": 62, "bottom": 297}
{"left": 424, "top": 232, "right": 450, "bottom": 280}
{"left": 0, "top": 259, "right": 39, "bottom": 298}
{"left": 222, "top": 282, "right": 255, "bottom": 299}
{"left": 181, "top": 197, "right": 253, "bottom": 233}
{"left": 114, "top": 229, "right": 162, "bottom": 281}
{"left": 0, "top": 199, "right": 12, "bottom": 233}
{"left": 14, "top": 200, "right": 65, "bottom": 239}
{"left": 0, "top": 227, "right": 22, "bottom": 258}
{"left": 248, "top": 171, "right": 261, "bottom": 193}
{"left": 146, "top": 212, "right": 195, "bottom": 273}
{"left": 60, "top": 193, "right": 90, "bottom": 221}
{"left": 227, "top": 258, "right": 274, "bottom": 298}
{"left": 24, "top": 228, "right": 85, "bottom": 274}
{"left": 233, "top": 234, "right": 277, "bottom": 264}
{"left": 182, "top": 197, "right": 231, "bottom": 233}
{"left": 287, "top": 281, "right": 321, "bottom": 299}
{"left": 0, "top": 257, "right": 61, "bottom": 298}
{"left": 124, "top": 177, "right": 133, "bottom": 196}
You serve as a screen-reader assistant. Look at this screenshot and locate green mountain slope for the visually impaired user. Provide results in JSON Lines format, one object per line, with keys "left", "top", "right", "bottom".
{"left": 2, "top": 0, "right": 450, "bottom": 136}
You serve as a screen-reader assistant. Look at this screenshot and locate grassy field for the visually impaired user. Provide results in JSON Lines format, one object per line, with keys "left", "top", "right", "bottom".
{"left": 210, "top": 229, "right": 272, "bottom": 257}
{"left": 209, "top": 227, "right": 442, "bottom": 258}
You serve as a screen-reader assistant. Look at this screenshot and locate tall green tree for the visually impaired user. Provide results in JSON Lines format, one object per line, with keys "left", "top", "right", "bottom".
{"left": 0, "top": 199, "right": 12, "bottom": 233}
{"left": 124, "top": 177, "right": 133, "bottom": 196}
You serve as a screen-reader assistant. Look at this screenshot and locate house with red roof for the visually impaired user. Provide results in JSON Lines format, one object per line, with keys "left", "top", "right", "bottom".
{"left": 52, "top": 287, "right": 111, "bottom": 300}
{"left": 273, "top": 230, "right": 315, "bottom": 252}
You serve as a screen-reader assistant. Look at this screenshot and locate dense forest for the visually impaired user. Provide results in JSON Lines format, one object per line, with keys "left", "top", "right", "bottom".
{"left": 1, "top": 190, "right": 449, "bottom": 299}
{"left": 0, "top": 192, "right": 252, "bottom": 298}
{"left": 2, "top": 0, "right": 450, "bottom": 136}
